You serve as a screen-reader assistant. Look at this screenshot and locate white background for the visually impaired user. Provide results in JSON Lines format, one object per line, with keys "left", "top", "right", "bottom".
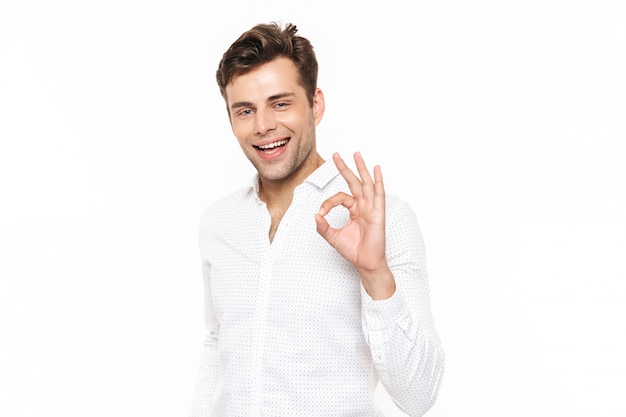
{"left": 1, "top": 1, "right": 625, "bottom": 416}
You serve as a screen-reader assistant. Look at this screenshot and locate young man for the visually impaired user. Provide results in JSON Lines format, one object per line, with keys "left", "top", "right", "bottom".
{"left": 191, "top": 22, "right": 444, "bottom": 417}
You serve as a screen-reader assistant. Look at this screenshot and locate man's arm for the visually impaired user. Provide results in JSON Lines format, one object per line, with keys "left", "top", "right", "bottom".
{"left": 315, "top": 152, "right": 444, "bottom": 416}
{"left": 360, "top": 200, "right": 444, "bottom": 416}
{"left": 190, "top": 262, "right": 219, "bottom": 417}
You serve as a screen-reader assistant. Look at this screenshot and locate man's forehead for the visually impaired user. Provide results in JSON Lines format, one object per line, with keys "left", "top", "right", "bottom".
{"left": 227, "top": 80, "right": 304, "bottom": 105}
{"left": 229, "top": 58, "right": 300, "bottom": 87}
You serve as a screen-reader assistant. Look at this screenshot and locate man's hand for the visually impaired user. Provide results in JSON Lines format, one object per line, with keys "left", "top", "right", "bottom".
{"left": 315, "top": 152, "right": 396, "bottom": 299}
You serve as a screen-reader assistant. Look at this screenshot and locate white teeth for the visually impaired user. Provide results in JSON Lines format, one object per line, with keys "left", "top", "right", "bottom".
{"left": 258, "top": 140, "right": 287, "bottom": 150}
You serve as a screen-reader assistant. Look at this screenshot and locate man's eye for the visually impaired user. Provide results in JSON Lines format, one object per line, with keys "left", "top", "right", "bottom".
{"left": 275, "top": 102, "right": 288, "bottom": 109}
{"left": 240, "top": 109, "right": 253, "bottom": 116}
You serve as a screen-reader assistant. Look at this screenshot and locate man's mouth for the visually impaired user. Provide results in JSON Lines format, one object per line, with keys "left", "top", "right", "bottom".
{"left": 254, "top": 139, "right": 289, "bottom": 153}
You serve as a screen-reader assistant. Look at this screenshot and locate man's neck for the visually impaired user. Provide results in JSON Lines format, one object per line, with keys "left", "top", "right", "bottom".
{"left": 259, "top": 154, "right": 324, "bottom": 243}
{"left": 258, "top": 154, "right": 324, "bottom": 211}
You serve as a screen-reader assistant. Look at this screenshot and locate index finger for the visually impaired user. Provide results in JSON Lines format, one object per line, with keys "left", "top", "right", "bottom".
{"left": 333, "top": 152, "right": 364, "bottom": 199}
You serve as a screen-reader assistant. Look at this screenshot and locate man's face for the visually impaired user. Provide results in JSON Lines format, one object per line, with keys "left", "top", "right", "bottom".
{"left": 225, "top": 57, "right": 325, "bottom": 185}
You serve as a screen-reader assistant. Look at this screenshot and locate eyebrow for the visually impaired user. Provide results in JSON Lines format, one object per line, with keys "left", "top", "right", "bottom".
{"left": 230, "top": 92, "right": 296, "bottom": 111}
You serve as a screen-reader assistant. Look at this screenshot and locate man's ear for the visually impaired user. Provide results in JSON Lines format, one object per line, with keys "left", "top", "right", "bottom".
{"left": 312, "top": 88, "right": 325, "bottom": 126}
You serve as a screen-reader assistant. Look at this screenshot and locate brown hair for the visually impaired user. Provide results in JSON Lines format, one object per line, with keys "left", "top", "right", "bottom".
{"left": 216, "top": 22, "right": 318, "bottom": 106}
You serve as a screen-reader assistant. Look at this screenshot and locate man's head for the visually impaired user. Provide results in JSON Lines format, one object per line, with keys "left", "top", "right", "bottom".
{"left": 216, "top": 22, "right": 318, "bottom": 107}
{"left": 216, "top": 22, "right": 325, "bottom": 189}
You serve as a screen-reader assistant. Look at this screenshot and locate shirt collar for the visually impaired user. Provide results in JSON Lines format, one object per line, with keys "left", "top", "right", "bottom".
{"left": 303, "top": 159, "right": 339, "bottom": 190}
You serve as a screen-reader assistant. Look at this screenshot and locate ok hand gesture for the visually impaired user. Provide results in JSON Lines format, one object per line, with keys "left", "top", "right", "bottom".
{"left": 315, "top": 152, "right": 396, "bottom": 299}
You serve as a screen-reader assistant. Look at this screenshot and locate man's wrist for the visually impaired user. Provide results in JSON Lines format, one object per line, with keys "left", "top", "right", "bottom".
{"left": 359, "top": 265, "right": 396, "bottom": 300}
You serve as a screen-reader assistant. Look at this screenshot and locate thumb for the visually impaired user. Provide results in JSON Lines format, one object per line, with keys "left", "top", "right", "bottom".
{"left": 315, "top": 213, "right": 336, "bottom": 244}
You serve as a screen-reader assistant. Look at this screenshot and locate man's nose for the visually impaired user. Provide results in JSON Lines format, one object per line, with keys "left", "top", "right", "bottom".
{"left": 254, "top": 108, "right": 277, "bottom": 135}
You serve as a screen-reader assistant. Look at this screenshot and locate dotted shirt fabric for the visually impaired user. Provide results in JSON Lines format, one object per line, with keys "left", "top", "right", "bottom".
{"left": 190, "top": 160, "right": 444, "bottom": 417}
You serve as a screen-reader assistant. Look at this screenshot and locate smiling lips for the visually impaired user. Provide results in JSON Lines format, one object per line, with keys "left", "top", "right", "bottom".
{"left": 254, "top": 139, "right": 289, "bottom": 154}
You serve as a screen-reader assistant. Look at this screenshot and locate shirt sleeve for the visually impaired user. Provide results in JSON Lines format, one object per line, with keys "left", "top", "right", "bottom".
{"left": 190, "top": 261, "right": 219, "bottom": 417}
{"left": 360, "top": 200, "right": 445, "bottom": 417}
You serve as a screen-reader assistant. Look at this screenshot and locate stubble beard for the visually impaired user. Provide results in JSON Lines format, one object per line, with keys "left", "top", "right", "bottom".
{"left": 252, "top": 122, "right": 318, "bottom": 184}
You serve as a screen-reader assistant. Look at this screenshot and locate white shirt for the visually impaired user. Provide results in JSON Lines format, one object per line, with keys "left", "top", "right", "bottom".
{"left": 191, "top": 161, "right": 444, "bottom": 417}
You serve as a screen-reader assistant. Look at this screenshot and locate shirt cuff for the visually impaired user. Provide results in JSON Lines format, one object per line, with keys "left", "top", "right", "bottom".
{"left": 360, "top": 284, "right": 409, "bottom": 331}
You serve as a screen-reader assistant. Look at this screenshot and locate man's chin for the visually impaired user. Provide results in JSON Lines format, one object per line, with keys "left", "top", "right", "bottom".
{"left": 254, "top": 162, "right": 290, "bottom": 183}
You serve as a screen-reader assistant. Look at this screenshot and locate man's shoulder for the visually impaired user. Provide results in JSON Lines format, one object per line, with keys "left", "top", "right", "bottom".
{"left": 206, "top": 185, "right": 250, "bottom": 208}
{"left": 199, "top": 185, "right": 254, "bottom": 225}
{"left": 385, "top": 192, "right": 407, "bottom": 207}
{"left": 383, "top": 193, "right": 422, "bottom": 230}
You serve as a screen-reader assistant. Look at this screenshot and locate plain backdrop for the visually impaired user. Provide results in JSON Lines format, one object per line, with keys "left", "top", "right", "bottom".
{"left": 1, "top": 1, "right": 625, "bottom": 416}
